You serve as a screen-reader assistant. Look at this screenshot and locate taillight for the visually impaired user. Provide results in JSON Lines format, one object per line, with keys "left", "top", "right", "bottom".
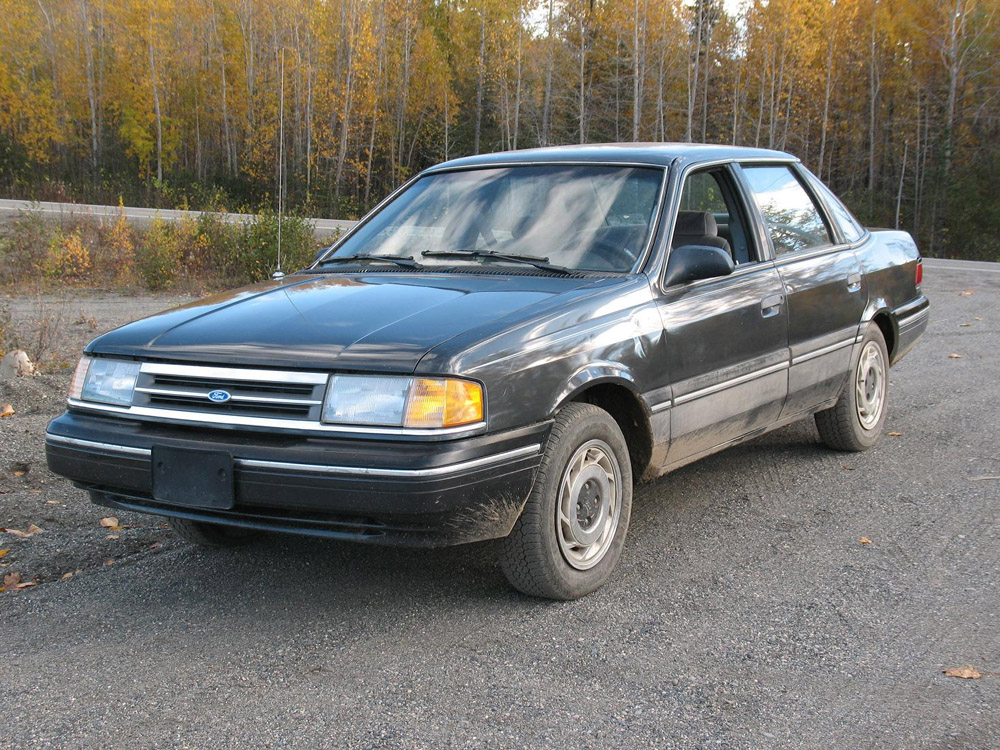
{"left": 915, "top": 259, "right": 923, "bottom": 287}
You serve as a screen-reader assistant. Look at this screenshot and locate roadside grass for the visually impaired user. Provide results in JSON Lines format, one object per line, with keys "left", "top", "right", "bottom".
{"left": 0, "top": 205, "right": 321, "bottom": 294}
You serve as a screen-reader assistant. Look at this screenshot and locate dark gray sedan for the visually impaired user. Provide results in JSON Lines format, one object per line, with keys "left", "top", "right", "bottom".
{"left": 45, "top": 144, "right": 928, "bottom": 599}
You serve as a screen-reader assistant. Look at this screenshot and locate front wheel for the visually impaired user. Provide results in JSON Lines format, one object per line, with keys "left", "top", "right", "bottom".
{"left": 500, "top": 403, "right": 632, "bottom": 600}
{"left": 815, "top": 324, "right": 890, "bottom": 451}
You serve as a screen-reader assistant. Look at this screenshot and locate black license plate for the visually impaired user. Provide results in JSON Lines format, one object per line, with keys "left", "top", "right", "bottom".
{"left": 151, "top": 446, "right": 234, "bottom": 510}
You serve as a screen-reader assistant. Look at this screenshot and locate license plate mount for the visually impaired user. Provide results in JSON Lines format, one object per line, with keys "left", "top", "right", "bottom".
{"left": 151, "top": 445, "right": 235, "bottom": 510}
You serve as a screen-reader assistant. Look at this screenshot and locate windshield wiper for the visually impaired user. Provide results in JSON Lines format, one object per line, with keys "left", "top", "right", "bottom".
{"left": 421, "top": 249, "right": 574, "bottom": 275}
{"left": 317, "top": 254, "right": 423, "bottom": 269}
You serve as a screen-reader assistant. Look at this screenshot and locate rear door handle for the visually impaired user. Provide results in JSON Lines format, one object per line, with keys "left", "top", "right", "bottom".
{"left": 847, "top": 272, "right": 862, "bottom": 292}
{"left": 760, "top": 294, "right": 784, "bottom": 318}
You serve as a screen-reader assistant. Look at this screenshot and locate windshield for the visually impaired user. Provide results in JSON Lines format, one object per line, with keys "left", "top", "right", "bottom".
{"left": 321, "top": 165, "right": 664, "bottom": 273}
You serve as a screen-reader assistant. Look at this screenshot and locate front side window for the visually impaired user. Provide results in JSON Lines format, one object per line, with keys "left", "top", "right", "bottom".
{"left": 324, "top": 165, "right": 664, "bottom": 273}
{"left": 675, "top": 169, "right": 756, "bottom": 265}
{"left": 742, "top": 165, "right": 832, "bottom": 256}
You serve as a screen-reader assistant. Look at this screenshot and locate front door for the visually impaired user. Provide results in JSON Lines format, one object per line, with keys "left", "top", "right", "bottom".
{"left": 656, "top": 166, "right": 789, "bottom": 467}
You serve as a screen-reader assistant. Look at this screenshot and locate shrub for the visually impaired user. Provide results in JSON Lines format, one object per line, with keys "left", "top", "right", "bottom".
{"left": 193, "top": 211, "right": 241, "bottom": 282}
{"left": 1, "top": 207, "right": 319, "bottom": 292}
{"left": 0, "top": 208, "right": 52, "bottom": 284}
{"left": 106, "top": 203, "right": 138, "bottom": 287}
{"left": 39, "top": 230, "right": 91, "bottom": 280}
{"left": 238, "top": 211, "right": 317, "bottom": 283}
{"left": 137, "top": 219, "right": 182, "bottom": 290}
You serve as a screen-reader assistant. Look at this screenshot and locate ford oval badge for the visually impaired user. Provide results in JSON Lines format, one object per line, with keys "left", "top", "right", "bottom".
{"left": 207, "top": 390, "right": 232, "bottom": 403}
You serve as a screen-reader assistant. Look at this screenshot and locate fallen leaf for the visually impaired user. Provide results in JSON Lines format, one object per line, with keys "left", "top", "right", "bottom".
{"left": 969, "top": 475, "right": 1000, "bottom": 482}
{"left": 0, "top": 549, "right": 8, "bottom": 558}
{"left": 61, "top": 572, "right": 73, "bottom": 580}
{"left": 3, "top": 525, "right": 42, "bottom": 538}
{"left": 842, "top": 464, "right": 855, "bottom": 471}
{"left": 0, "top": 404, "right": 14, "bottom": 418}
{"left": 13, "top": 470, "right": 25, "bottom": 477}
{"left": 99, "top": 517, "right": 123, "bottom": 531}
{"left": 27, "top": 489, "right": 41, "bottom": 494}
{"left": 45, "top": 500, "right": 61, "bottom": 505}
{"left": 948, "top": 353, "right": 963, "bottom": 359}
{"left": 105, "top": 534, "right": 121, "bottom": 540}
{"left": 959, "top": 289, "right": 974, "bottom": 296}
{"left": 1, "top": 572, "right": 34, "bottom": 590}
{"left": 974, "top": 316, "right": 983, "bottom": 321}
{"left": 887, "top": 431, "right": 902, "bottom": 437}
{"left": 859, "top": 537, "right": 872, "bottom": 545}
{"left": 959, "top": 323, "right": 972, "bottom": 327}
{"left": 149, "top": 542, "right": 162, "bottom": 550}
{"left": 943, "top": 666, "right": 983, "bottom": 680}
{"left": 104, "top": 558, "right": 114, "bottom": 566}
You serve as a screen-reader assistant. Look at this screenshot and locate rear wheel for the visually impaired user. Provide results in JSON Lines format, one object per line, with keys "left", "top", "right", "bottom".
{"left": 167, "top": 517, "right": 257, "bottom": 547}
{"left": 815, "top": 324, "right": 890, "bottom": 451}
{"left": 500, "top": 403, "right": 632, "bottom": 600}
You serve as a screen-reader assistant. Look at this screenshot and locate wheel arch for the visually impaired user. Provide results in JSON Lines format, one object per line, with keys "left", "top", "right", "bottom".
{"left": 551, "top": 366, "right": 653, "bottom": 482}
{"left": 862, "top": 299, "right": 897, "bottom": 362}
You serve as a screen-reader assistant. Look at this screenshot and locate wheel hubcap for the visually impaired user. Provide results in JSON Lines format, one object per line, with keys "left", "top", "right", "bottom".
{"left": 855, "top": 341, "right": 886, "bottom": 429}
{"left": 557, "top": 439, "right": 622, "bottom": 570}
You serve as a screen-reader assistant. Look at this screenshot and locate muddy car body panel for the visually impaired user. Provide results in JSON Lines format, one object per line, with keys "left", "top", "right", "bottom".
{"left": 46, "top": 143, "right": 928, "bottom": 550}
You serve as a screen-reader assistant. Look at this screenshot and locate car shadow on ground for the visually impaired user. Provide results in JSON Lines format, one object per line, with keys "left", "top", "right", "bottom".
{"left": 43, "top": 420, "right": 844, "bottom": 623}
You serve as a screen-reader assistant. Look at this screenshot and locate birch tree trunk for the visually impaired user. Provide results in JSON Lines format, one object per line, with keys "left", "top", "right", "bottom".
{"left": 148, "top": 9, "right": 164, "bottom": 183}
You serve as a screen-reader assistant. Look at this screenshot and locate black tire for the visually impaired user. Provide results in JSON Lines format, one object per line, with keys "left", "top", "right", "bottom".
{"left": 815, "top": 324, "right": 890, "bottom": 451}
{"left": 500, "top": 403, "right": 632, "bottom": 600}
{"left": 167, "top": 517, "right": 257, "bottom": 547}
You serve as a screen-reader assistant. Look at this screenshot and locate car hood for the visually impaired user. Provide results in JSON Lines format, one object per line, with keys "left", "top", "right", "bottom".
{"left": 87, "top": 272, "right": 603, "bottom": 371}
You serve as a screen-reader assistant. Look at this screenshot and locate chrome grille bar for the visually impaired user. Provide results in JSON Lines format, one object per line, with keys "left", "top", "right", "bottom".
{"left": 132, "top": 362, "right": 328, "bottom": 421}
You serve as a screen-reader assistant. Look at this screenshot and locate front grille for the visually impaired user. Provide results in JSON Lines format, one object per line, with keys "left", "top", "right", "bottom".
{"left": 132, "top": 363, "right": 327, "bottom": 421}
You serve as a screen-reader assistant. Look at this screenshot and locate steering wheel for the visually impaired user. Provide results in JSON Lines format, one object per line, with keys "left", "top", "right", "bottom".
{"left": 576, "top": 238, "right": 638, "bottom": 272}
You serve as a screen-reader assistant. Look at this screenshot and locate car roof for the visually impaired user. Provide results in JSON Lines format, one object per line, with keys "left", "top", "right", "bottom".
{"left": 424, "top": 143, "right": 797, "bottom": 172}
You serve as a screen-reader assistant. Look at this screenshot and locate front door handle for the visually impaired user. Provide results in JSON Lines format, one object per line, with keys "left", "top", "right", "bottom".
{"left": 760, "top": 293, "right": 784, "bottom": 318}
{"left": 847, "top": 272, "right": 862, "bottom": 292}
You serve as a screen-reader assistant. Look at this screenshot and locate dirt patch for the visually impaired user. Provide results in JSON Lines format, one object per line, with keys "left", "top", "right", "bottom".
{"left": 0, "top": 290, "right": 197, "bottom": 593}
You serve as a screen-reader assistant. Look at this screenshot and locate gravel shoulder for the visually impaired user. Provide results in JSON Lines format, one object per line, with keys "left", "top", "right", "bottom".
{"left": 0, "top": 267, "right": 997, "bottom": 749}
{"left": 1, "top": 290, "right": 197, "bottom": 586}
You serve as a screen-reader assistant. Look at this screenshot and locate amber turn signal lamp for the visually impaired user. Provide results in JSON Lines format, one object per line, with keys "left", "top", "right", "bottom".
{"left": 404, "top": 378, "right": 484, "bottom": 428}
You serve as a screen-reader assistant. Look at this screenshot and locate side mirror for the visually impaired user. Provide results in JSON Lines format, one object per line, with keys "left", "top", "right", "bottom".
{"left": 314, "top": 244, "right": 334, "bottom": 264}
{"left": 663, "top": 244, "right": 735, "bottom": 287}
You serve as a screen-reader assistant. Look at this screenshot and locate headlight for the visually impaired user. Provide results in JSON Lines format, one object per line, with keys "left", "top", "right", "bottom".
{"left": 75, "top": 357, "right": 140, "bottom": 406}
{"left": 323, "top": 375, "right": 484, "bottom": 429}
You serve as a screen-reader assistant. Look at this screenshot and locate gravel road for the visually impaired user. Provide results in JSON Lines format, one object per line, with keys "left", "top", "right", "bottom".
{"left": 1, "top": 261, "right": 997, "bottom": 749}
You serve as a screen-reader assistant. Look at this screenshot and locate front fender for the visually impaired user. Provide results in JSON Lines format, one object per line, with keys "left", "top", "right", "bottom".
{"left": 549, "top": 362, "right": 645, "bottom": 416}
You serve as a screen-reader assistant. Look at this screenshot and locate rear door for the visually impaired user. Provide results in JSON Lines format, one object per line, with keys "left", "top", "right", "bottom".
{"left": 656, "top": 166, "right": 789, "bottom": 467}
{"left": 737, "top": 163, "right": 866, "bottom": 418}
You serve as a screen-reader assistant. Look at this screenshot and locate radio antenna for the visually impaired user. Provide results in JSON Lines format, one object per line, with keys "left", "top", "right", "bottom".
{"left": 273, "top": 49, "right": 286, "bottom": 281}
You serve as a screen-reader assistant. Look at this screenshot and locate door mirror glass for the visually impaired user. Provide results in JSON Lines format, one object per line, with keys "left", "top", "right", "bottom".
{"left": 664, "top": 244, "right": 735, "bottom": 287}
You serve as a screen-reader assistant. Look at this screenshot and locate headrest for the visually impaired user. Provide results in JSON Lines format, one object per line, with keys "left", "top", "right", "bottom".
{"left": 675, "top": 210, "right": 718, "bottom": 237}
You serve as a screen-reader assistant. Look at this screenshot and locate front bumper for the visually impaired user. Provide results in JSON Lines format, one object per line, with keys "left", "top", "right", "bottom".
{"left": 46, "top": 411, "right": 548, "bottom": 547}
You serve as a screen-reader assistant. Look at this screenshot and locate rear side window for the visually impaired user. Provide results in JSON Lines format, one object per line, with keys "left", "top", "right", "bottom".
{"left": 742, "top": 165, "right": 832, "bottom": 256}
{"left": 802, "top": 171, "right": 866, "bottom": 243}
